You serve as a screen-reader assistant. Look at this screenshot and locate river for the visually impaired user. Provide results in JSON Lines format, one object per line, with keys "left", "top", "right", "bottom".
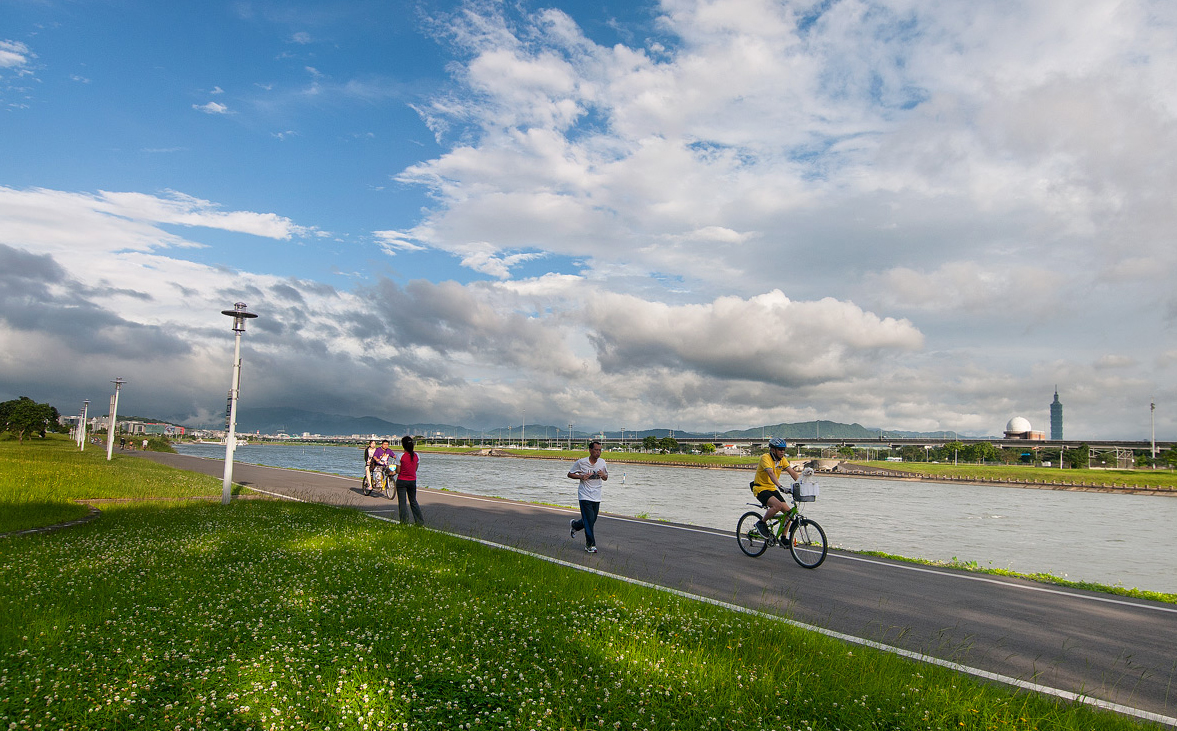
{"left": 175, "top": 442, "right": 1177, "bottom": 594}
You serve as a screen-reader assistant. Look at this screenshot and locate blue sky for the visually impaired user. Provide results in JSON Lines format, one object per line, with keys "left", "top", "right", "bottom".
{"left": 2, "top": 0, "right": 1176, "bottom": 439}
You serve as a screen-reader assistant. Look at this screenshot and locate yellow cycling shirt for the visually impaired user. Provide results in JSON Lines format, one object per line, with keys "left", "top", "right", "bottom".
{"left": 753, "top": 453, "right": 790, "bottom": 495}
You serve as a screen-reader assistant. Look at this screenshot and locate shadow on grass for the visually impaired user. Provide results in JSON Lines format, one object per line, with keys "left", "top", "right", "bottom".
{"left": 0, "top": 501, "right": 93, "bottom": 536}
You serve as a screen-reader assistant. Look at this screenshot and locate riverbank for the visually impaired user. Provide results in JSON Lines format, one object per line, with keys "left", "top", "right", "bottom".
{"left": 409, "top": 446, "right": 1177, "bottom": 496}
{"left": 7, "top": 437, "right": 1165, "bottom": 729}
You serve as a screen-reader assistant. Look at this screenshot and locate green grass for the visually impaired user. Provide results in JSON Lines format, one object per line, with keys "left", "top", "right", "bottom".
{"left": 856, "top": 551, "right": 1177, "bottom": 605}
{"left": 1, "top": 501, "right": 1159, "bottom": 731}
{"left": 0, "top": 436, "right": 230, "bottom": 534}
{"left": 854, "top": 461, "right": 1177, "bottom": 489}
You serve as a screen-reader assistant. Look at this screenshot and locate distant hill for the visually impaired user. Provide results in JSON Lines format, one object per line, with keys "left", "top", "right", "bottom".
{"left": 202, "top": 408, "right": 972, "bottom": 440}
{"left": 229, "top": 408, "right": 483, "bottom": 438}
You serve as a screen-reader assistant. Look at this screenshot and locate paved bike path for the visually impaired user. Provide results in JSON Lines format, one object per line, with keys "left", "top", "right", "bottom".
{"left": 133, "top": 451, "right": 1177, "bottom": 725}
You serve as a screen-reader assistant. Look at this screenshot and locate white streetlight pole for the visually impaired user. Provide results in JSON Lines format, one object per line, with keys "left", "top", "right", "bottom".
{"left": 79, "top": 400, "right": 89, "bottom": 451}
{"left": 1151, "top": 401, "right": 1157, "bottom": 466}
{"left": 221, "top": 302, "right": 258, "bottom": 505}
{"left": 105, "top": 378, "right": 126, "bottom": 461}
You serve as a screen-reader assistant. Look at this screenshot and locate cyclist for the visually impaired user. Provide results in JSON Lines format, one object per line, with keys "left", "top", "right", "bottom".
{"left": 752, "top": 436, "right": 801, "bottom": 539}
{"left": 371, "top": 439, "right": 398, "bottom": 489}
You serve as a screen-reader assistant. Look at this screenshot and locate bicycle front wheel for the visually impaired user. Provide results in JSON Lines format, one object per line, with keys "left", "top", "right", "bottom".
{"left": 737, "top": 511, "right": 769, "bottom": 557}
{"left": 787, "top": 518, "right": 828, "bottom": 568}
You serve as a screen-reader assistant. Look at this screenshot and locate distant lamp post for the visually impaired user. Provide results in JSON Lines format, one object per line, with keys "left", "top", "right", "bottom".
{"left": 221, "top": 302, "right": 258, "bottom": 505}
{"left": 1151, "top": 401, "right": 1157, "bottom": 467}
{"left": 79, "top": 400, "right": 90, "bottom": 451}
{"left": 105, "top": 378, "right": 126, "bottom": 461}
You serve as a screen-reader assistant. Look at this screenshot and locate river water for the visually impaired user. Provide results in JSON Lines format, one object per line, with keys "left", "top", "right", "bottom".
{"left": 175, "top": 443, "right": 1177, "bottom": 594}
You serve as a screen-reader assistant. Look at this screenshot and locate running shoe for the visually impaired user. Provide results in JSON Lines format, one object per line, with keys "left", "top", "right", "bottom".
{"left": 570, "top": 519, "right": 578, "bottom": 537}
{"left": 755, "top": 520, "right": 772, "bottom": 539}
{"left": 585, "top": 546, "right": 597, "bottom": 554}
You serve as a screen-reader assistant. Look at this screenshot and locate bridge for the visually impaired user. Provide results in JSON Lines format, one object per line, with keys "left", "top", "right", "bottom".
{"left": 605, "top": 435, "right": 1176, "bottom": 453}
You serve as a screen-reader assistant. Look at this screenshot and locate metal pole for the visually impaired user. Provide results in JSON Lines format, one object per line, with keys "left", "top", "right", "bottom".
{"left": 222, "top": 324, "right": 244, "bottom": 504}
{"left": 221, "top": 303, "right": 258, "bottom": 504}
{"left": 106, "top": 378, "right": 125, "bottom": 461}
{"left": 1151, "top": 401, "right": 1157, "bottom": 466}
{"left": 79, "top": 400, "right": 89, "bottom": 451}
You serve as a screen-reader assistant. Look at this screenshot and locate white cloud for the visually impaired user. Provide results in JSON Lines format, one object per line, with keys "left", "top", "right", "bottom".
{"left": 0, "top": 40, "right": 32, "bottom": 68}
{"left": 193, "top": 101, "right": 230, "bottom": 114}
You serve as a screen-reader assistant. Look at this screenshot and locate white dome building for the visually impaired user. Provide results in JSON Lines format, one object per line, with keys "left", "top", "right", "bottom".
{"left": 1004, "top": 416, "right": 1045, "bottom": 440}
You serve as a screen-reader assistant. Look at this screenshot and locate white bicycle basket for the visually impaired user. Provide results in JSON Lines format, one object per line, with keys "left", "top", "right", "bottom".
{"left": 791, "top": 479, "right": 820, "bottom": 502}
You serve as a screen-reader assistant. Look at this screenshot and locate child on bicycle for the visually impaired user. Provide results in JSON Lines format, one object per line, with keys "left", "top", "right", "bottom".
{"left": 752, "top": 436, "right": 801, "bottom": 538}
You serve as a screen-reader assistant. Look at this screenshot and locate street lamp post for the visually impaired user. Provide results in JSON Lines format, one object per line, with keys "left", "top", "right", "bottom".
{"left": 79, "top": 400, "right": 89, "bottom": 451}
{"left": 105, "top": 378, "right": 126, "bottom": 461}
{"left": 1151, "top": 401, "right": 1157, "bottom": 467}
{"left": 221, "top": 302, "right": 258, "bottom": 505}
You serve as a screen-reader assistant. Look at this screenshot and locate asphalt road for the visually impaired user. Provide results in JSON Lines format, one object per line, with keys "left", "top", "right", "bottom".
{"left": 133, "top": 450, "right": 1177, "bottom": 726}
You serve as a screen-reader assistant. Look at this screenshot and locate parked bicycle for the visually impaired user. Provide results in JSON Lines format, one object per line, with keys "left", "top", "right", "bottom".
{"left": 736, "top": 481, "right": 828, "bottom": 568}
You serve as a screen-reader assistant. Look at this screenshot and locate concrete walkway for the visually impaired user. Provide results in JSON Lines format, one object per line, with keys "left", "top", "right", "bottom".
{"left": 133, "top": 450, "right": 1177, "bottom": 726}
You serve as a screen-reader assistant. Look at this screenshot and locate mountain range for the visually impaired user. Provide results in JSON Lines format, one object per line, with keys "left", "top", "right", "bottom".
{"left": 221, "top": 407, "right": 971, "bottom": 440}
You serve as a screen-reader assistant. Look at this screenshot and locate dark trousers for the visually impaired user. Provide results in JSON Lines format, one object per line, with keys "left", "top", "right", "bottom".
{"left": 395, "top": 479, "right": 424, "bottom": 525}
{"left": 572, "top": 500, "right": 600, "bottom": 548}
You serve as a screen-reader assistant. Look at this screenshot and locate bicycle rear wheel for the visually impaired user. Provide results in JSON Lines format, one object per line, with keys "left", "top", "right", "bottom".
{"left": 737, "top": 511, "right": 769, "bottom": 557}
{"left": 787, "top": 517, "right": 828, "bottom": 568}
{"left": 361, "top": 472, "right": 372, "bottom": 496}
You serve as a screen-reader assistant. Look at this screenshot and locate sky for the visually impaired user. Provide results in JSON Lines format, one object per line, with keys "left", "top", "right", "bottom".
{"left": 2, "top": 0, "right": 1175, "bottom": 440}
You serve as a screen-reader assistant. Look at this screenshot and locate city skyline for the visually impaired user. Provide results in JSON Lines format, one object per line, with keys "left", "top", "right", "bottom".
{"left": 2, "top": 0, "right": 1175, "bottom": 440}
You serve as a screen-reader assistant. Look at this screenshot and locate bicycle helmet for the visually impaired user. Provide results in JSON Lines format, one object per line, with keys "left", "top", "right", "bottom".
{"left": 768, "top": 436, "right": 788, "bottom": 451}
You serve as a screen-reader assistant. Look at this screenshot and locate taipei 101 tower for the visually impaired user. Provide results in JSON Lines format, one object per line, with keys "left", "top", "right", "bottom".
{"left": 1050, "top": 388, "right": 1063, "bottom": 440}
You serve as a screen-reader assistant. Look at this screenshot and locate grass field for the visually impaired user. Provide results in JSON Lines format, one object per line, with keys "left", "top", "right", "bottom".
{"left": 0, "top": 437, "right": 231, "bottom": 534}
{"left": 0, "top": 436, "right": 1167, "bottom": 729}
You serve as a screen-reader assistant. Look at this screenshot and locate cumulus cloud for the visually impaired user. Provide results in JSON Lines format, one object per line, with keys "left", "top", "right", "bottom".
{"left": 4, "top": 0, "right": 1176, "bottom": 438}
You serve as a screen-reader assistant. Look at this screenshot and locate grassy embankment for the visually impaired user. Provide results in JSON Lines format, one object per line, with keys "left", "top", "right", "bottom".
{"left": 413, "top": 445, "right": 1177, "bottom": 488}
{"left": 1, "top": 437, "right": 1167, "bottom": 730}
{"left": 852, "top": 460, "right": 1177, "bottom": 489}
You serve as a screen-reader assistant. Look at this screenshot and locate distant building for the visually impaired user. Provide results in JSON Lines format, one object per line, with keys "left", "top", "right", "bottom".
{"left": 1004, "top": 416, "right": 1046, "bottom": 440}
{"left": 1050, "top": 388, "right": 1063, "bottom": 440}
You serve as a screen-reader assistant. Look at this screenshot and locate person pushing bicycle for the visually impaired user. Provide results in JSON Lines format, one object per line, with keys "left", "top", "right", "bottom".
{"left": 752, "top": 436, "right": 801, "bottom": 539}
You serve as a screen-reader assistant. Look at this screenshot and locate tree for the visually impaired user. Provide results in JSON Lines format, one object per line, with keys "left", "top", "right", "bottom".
{"left": 642, "top": 435, "right": 658, "bottom": 452}
{"left": 0, "top": 397, "right": 59, "bottom": 443}
{"left": 658, "top": 436, "right": 679, "bottom": 453}
{"left": 1065, "top": 443, "right": 1090, "bottom": 469}
{"left": 941, "top": 440, "right": 965, "bottom": 464}
{"left": 699, "top": 442, "right": 716, "bottom": 454}
{"left": 962, "top": 441, "right": 999, "bottom": 464}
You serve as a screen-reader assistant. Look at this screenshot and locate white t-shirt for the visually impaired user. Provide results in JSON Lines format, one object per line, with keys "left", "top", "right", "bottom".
{"left": 571, "top": 456, "right": 607, "bottom": 502}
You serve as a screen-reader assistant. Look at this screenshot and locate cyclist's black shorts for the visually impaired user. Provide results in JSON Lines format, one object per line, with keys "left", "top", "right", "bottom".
{"left": 755, "top": 489, "right": 785, "bottom": 507}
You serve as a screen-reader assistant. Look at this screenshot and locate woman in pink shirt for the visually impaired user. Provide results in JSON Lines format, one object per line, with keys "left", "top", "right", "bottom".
{"left": 395, "top": 435, "right": 424, "bottom": 525}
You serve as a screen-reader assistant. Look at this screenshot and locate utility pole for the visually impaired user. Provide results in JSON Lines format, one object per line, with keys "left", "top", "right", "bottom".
{"left": 568, "top": 423, "right": 573, "bottom": 451}
{"left": 1151, "top": 401, "right": 1157, "bottom": 466}
{"left": 78, "top": 400, "right": 89, "bottom": 451}
{"left": 105, "top": 378, "right": 126, "bottom": 461}
{"left": 221, "top": 302, "right": 258, "bottom": 505}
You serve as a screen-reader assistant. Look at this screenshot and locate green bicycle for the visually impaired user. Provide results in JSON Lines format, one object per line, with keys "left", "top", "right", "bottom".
{"left": 736, "top": 483, "right": 828, "bottom": 568}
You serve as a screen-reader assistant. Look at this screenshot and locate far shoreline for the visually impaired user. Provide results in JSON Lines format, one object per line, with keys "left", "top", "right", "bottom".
{"left": 434, "top": 446, "right": 1177, "bottom": 497}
